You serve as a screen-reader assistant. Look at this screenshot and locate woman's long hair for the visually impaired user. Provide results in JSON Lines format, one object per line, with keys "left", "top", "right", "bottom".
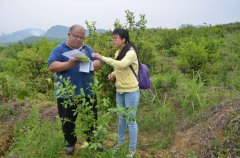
{"left": 113, "top": 28, "right": 138, "bottom": 60}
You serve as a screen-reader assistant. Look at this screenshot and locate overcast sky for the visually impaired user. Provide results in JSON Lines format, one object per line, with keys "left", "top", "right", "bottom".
{"left": 0, "top": 0, "right": 239, "bottom": 34}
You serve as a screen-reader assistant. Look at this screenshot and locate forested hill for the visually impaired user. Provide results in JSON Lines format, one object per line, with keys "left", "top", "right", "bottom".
{"left": 0, "top": 25, "right": 107, "bottom": 45}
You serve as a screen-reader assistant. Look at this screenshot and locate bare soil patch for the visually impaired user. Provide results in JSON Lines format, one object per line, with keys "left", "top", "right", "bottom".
{"left": 154, "top": 100, "right": 240, "bottom": 158}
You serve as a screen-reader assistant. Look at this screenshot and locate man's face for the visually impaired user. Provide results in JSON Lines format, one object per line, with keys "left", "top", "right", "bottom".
{"left": 67, "top": 28, "right": 85, "bottom": 49}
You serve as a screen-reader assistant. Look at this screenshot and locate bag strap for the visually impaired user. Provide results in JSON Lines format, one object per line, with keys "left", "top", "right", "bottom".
{"left": 129, "top": 49, "right": 140, "bottom": 79}
{"left": 130, "top": 65, "right": 138, "bottom": 79}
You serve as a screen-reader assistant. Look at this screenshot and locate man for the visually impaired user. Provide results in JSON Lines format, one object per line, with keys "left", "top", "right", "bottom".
{"left": 48, "top": 24, "right": 101, "bottom": 155}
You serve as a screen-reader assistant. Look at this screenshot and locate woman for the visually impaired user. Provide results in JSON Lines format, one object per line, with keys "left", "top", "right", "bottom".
{"left": 92, "top": 28, "right": 140, "bottom": 157}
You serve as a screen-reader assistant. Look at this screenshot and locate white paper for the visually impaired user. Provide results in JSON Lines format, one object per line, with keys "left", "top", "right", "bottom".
{"left": 90, "top": 61, "right": 94, "bottom": 71}
{"left": 79, "top": 61, "right": 90, "bottom": 72}
{"left": 79, "top": 60, "right": 94, "bottom": 73}
{"left": 62, "top": 49, "right": 94, "bottom": 73}
{"left": 62, "top": 49, "right": 89, "bottom": 61}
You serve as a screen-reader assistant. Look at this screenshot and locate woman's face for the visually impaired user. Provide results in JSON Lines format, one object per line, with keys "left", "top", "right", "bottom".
{"left": 112, "top": 34, "right": 125, "bottom": 49}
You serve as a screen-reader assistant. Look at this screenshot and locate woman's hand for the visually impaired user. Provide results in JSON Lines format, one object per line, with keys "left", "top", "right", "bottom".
{"left": 108, "top": 73, "right": 115, "bottom": 81}
{"left": 92, "top": 53, "right": 102, "bottom": 59}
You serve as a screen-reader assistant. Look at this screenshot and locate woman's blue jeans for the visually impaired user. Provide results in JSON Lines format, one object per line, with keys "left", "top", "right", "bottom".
{"left": 116, "top": 90, "right": 140, "bottom": 150}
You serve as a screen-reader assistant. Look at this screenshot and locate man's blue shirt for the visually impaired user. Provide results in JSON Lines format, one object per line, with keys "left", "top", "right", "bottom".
{"left": 48, "top": 42, "right": 98, "bottom": 97}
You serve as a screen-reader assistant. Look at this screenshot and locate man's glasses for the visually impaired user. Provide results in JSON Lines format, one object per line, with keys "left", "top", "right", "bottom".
{"left": 70, "top": 32, "right": 85, "bottom": 40}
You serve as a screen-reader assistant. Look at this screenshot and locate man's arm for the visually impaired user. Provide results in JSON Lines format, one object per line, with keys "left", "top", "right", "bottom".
{"left": 48, "top": 60, "right": 79, "bottom": 72}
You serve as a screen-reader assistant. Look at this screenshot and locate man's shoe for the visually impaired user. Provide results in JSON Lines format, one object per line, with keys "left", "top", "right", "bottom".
{"left": 96, "top": 146, "right": 104, "bottom": 152}
{"left": 65, "top": 146, "right": 74, "bottom": 155}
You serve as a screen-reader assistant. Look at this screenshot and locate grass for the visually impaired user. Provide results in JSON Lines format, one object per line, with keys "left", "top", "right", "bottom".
{"left": 0, "top": 103, "right": 13, "bottom": 120}
{"left": 3, "top": 70, "right": 240, "bottom": 157}
{"left": 6, "top": 107, "right": 64, "bottom": 158}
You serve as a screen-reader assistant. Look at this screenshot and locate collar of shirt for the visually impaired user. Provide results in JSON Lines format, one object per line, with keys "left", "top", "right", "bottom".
{"left": 65, "top": 41, "right": 86, "bottom": 50}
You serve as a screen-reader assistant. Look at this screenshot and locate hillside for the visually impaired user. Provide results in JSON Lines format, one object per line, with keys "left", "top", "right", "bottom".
{"left": 44, "top": 25, "right": 69, "bottom": 38}
{"left": 0, "top": 28, "right": 45, "bottom": 43}
{"left": 0, "top": 21, "right": 239, "bottom": 157}
{"left": 0, "top": 97, "right": 239, "bottom": 157}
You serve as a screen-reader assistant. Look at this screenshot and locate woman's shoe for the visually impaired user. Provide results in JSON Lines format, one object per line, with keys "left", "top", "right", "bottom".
{"left": 126, "top": 148, "right": 136, "bottom": 157}
{"left": 113, "top": 144, "right": 123, "bottom": 153}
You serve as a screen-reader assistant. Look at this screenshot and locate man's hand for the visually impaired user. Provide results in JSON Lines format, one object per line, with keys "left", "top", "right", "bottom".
{"left": 48, "top": 60, "right": 80, "bottom": 72}
{"left": 93, "top": 60, "right": 101, "bottom": 70}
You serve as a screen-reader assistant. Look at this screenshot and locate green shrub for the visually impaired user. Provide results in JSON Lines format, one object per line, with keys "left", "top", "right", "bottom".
{"left": 174, "top": 39, "right": 208, "bottom": 73}
{"left": 0, "top": 75, "right": 33, "bottom": 100}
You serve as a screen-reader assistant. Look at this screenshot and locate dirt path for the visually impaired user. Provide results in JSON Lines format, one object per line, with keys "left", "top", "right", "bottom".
{"left": 0, "top": 100, "right": 25, "bottom": 156}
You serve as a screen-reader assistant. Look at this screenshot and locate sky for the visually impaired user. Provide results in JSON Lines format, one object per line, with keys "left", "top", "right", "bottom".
{"left": 0, "top": 0, "right": 240, "bottom": 34}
